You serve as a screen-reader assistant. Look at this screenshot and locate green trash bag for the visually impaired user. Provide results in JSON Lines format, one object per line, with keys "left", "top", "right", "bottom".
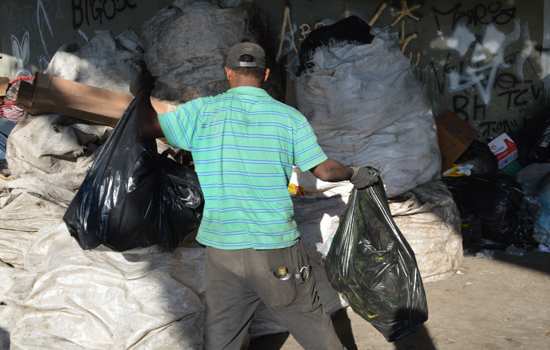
{"left": 325, "top": 180, "right": 428, "bottom": 341}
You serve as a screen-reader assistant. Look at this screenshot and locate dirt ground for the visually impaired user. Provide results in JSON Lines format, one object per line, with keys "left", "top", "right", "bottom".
{"left": 251, "top": 252, "right": 550, "bottom": 350}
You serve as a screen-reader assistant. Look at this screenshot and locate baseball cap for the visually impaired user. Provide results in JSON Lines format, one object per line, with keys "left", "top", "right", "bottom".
{"left": 226, "top": 42, "right": 266, "bottom": 69}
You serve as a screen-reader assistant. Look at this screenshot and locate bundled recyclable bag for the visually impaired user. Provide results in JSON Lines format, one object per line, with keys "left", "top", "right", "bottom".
{"left": 64, "top": 92, "right": 203, "bottom": 251}
{"left": 325, "top": 180, "right": 428, "bottom": 341}
{"left": 444, "top": 175, "right": 530, "bottom": 247}
{"left": 295, "top": 29, "right": 440, "bottom": 198}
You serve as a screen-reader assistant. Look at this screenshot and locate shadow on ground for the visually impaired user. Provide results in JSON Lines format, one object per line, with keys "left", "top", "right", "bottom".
{"left": 489, "top": 250, "right": 550, "bottom": 276}
{"left": 248, "top": 309, "right": 358, "bottom": 349}
{"left": 248, "top": 307, "right": 437, "bottom": 350}
{"left": 393, "top": 324, "right": 436, "bottom": 350}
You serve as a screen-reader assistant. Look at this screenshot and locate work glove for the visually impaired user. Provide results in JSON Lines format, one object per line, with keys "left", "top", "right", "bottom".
{"left": 350, "top": 166, "right": 380, "bottom": 189}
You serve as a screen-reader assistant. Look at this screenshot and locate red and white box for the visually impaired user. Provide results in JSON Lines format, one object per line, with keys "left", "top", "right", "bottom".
{"left": 488, "top": 133, "right": 518, "bottom": 169}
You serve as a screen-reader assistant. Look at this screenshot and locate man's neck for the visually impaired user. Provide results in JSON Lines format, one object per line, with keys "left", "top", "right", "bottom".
{"left": 229, "top": 81, "right": 262, "bottom": 89}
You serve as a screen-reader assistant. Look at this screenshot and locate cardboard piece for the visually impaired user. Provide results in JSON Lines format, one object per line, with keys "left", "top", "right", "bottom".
{"left": 15, "top": 73, "right": 134, "bottom": 126}
{"left": 435, "top": 112, "right": 477, "bottom": 171}
{"left": 0, "top": 77, "right": 8, "bottom": 97}
{"left": 488, "top": 133, "right": 518, "bottom": 169}
{"left": 15, "top": 73, "right": 176, "bottom": 127}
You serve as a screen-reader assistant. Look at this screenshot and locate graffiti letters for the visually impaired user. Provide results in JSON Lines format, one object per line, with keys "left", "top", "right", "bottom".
{"left": 72, "top": 0, "right": 137, "bottom": 29}
{"left": 478, "top": 119, "right": 523, "bottom": 138}
{"left": 10, "top": 32, "right": 30, "bottom": 67}
{"left": 452, "top": 94, "right": 487, "bottom": 121}
{"left": 441, "top": 20, "right": 528, "bottom": 105}
{"left": 432, "top": 1, "right": 516, "bottom": 30}
{"left": 495, "top": 73, "right": 545, "bottom": 110}
{"left": 10, "top": 31, "right": 31, "bottom": 76}
{"left": 37, "top": 0, "right": 54, "bottom": 66}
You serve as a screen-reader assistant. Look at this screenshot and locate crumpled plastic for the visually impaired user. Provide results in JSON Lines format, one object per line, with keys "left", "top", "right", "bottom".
{"left": 295, "top": 30, "right": 441, "bottom": 197}
{"left": 325, "top": 180, "right": 428, "bottom": 341}
{"left": 64, "top": 92, "right": 203, "bottom": 252}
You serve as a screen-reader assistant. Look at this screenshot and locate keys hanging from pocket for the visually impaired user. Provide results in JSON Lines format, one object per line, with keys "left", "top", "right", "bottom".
{"left": 273, "top": 265, "right": 312, "bottom": 283}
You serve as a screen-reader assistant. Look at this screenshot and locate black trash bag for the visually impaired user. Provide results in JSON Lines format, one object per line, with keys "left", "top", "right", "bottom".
{"left": 297, "top": 16, "right": 374, "bottom": 75}
{"left": 63, "top": 92, "right": 203, "bottom": 252}
{"left": 444, "top": 175, "right": 533, "bottom": 248}
{"left": 454, "top": 141, "right": 498, "bottom": 176}
{"left": 514, "top": 114, "right": 550, "bottom": 165}
{"left": 325, "top": 181, "right": 428, "bottom": 342}
{"left": 526, "top": 117, "right": 550, "bottom": 163}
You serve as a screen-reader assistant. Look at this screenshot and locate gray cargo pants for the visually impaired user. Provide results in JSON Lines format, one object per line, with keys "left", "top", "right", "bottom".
{"left": 205, "top": 241, "right": 344, "bottom": 350}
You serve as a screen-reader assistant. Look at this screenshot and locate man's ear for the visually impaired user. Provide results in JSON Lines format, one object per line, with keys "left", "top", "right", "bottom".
{"left": 263, "top": 68, "right": 271, "bottom": 82}
{"left": 224, "top": 67, "right": 233, "bottom": 80}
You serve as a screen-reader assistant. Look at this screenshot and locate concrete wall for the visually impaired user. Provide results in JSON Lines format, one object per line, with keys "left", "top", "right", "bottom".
{"left": 2, "top": 0, "right": 549, "bottom": 139}
{"left": 0, "top": 0, "right": 173, "bottom": 76}
{"left": 416, "top": 0, "right": 546, "bottom": 140}
{"left": 253, "top": 0, "right": 549, "bottom": 140}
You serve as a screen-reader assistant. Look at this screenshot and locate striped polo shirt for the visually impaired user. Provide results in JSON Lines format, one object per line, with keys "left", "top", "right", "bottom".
{"left": 158, "top": 86, "right": 327, "bottom": 250}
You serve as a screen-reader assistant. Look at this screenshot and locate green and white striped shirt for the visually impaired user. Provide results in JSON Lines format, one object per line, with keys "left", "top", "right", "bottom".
{"left": 159, "top": 86, "right": 327, "bottom": 250}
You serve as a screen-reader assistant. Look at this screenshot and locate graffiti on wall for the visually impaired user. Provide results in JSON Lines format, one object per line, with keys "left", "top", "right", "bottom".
{"left": 6, "top": 0, "right": 135, "bottom": 73}
{"left": 71, "top": 0, "right": 137, "bottom": 30}
{"left": 10, "top": 32, "right": 31, "bottom": 75}
{"left": 277, "top": 0, "right": 425, "bottom": 67}
{"left": 432, "top": 1, "right": 516, "bottom": 31}
{"left": 370, "top": 0, "right": 423, "bottom": 66}
{"left": 425, "top": 1, "right": 542, "bottom": 138}
{"left": 432, "top": 20, "right": 531, "bottom": 105}
{"left": 37, "top": 0, "right": 55, "bottom": 69}
{"left": 8, "top": 0, "right": 54, "bottom": 74}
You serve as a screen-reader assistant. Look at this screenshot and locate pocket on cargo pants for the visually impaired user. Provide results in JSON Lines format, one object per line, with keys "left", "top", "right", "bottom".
{"left": 251, "top": 242, "right": 317, "bottom": 310}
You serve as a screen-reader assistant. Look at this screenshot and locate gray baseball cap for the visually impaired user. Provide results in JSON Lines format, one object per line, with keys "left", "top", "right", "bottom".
{"left": 225, "top": 42, "right": 266, "bottom": 69}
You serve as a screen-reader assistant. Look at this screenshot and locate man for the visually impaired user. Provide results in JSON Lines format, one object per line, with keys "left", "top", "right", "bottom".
{"left": 144, "top": 42, "right": 378, "bottom": 349}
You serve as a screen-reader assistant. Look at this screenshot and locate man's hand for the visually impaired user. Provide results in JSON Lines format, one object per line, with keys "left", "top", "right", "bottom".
{"left": 350, "top": 166, "right": 379, "bottom": 189}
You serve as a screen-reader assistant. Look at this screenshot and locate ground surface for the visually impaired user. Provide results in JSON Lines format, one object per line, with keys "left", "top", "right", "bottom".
{"left": 251, "top": 252, "right": 550, "bottom": 350}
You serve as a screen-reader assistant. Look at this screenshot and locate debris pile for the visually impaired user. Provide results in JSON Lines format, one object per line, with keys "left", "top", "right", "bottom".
{"left": 295, "top": 28, "right": 441, "bottom": 198}
{"left": 0, "top": 3, "right": 490, "bottom": 348}
{"left": 142, "top": 0, "right": 249, "bottom": 101}
{"left": 289, "top": 23, "right": 461, "bottom": 301}
{"left": 0, "top": 1, "right": 254, "bottom": 348}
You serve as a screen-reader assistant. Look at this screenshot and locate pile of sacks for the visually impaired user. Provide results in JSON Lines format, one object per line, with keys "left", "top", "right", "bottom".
{"left": 0, "top": 28, "right": 209, "bottom": 348}
{"left": 0, "top": 1, "right": 263, "bottom": 348}
{"left": 142, "top": 0, "right": 249, "bottom": 102}
{"left": 1, "top": 4, "right": 463, "bottom": 348}
{"left": 290, "top": 26, "right": 462, "bottom": 304}
{"left": 295, "top": 29, "right": 441, "bottom": 198}
{"left": 292, "top": 180, "right": 463, "bottom": 313}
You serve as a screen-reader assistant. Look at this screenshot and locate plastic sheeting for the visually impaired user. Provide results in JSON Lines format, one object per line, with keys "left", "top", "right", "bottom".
{"left": 325, "top": 183, "right": 428, "bottom": 341}
{"left": 3, "top": 224, "right": 205, "bottom": 350}
{"left": 6, "top": 115, "right": 111, "bottom": 192}
{"left": 0, "top": 5, "right": 287, "bottom": 346}
{"left": 0, "top": 178, "right": 69, "bottom": 268}
{"left": 142, "top": 0, "right": 248, "bottom": 101}
{"left": 46, "top": 30, "right": 143, "bottom": 93}
{"left": 64, "top": 93, "right": 203, "bottom": 252}
{"left": 294, "top": 178, "right": 462, "bottom": 287}
{"left": 444, "top": 175, "right": 528, "bottom": 246}
{"left": 293, "top": 179, "right": 462, "bottom": 316}
{"left": 295, "top": 31, "right": 441, "bottom": 197}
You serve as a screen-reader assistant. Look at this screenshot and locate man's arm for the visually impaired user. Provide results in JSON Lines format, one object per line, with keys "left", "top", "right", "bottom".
{"left": 130, "top": 66, "right": 176, "bottom": 139}
{"left": 291, "top": 115, "right": 379, "bottom": 188}
{"left": 311, "top": 159, "right": 353, "bottom": 182}
{"left": 311, "top": 159, "right": 380, "bottom": 189}
{"left": 140, "top": 97, "right": 176, "bottom": 139}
